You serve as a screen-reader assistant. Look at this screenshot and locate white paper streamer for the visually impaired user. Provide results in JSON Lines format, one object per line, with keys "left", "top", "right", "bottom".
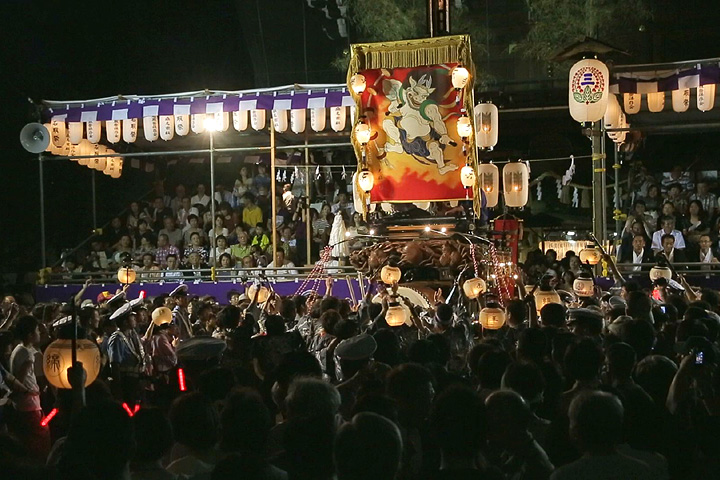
{"left": 556, "top": 179, "right": 562, "bottom": 198}
{"left": 572, "top": 187, "right": 579, "bottom": 208}
{"left": 536, "top": 183, "right": 542, "bottom": 201}
{"left": 562, "top": 155, "right": 576, "bottom": 186}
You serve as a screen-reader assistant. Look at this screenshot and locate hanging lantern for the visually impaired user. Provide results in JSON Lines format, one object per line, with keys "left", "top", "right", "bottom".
{"left": 88, "top": 144, "right": 108, "bottom": 171}
{"left": 272, "top": 109, "right": 289, "bottom": 133}
{"left": 175, "top": 114, "right": 190, "bottom": 136}
{"left": 106, "top": 120, "right": 122, "bottom": 143}
{"left": 110, "top": 159, "right": 124, "bottom": 179}
{"left": 233, "top": 110, "right": 249, "bottom": 132}
{"left": 122, "top": 118, "right": 138, "bottom": 143}
{"left": 649, "top": 266, "right": 672, "bottom": 282}
{"left": 451, "top": 65, "right": 470, "bottom": 89}
{"left": 43, "top": 339, "right": 101, "bottom": 389}
{"left": 568, "top": 58, "right": 609, "bottom": 123}
{"left": 478, "top": 162, "right": 499, "bottom": 207}
{"left": 672, "top": 88, "right": 690, "bottom": 113}
{"left": 159, "top": 115, "right": 175, "bottom": 141}
{"left": 117, "top": 266, "right": 137, "bottom": 285}
{"left": 502, "top": 161, "right": 529, "bottom": 207}
{"left": 204, "top": 115, "right": 219, "bottom": 132}
{"left": 357, "top": 169, "right": 374, "bottom": 193}
{"left": 350, "top": 74, "right": 367, "bottom": 94}
{"left": 573, "top": 272, "right": 595, "bottom": 297}
{"left": 86, "top": 120, "right": 101, "bottom": 144}
{"left": 604, "top": 93, "right": 622, "bottom": 138}
{"left": 152, "top": 307, "right": 173, "bottom": 326}
{"left": 462, "top": 277, "right": 486, "bottom": 299}
{"left": 479, "top": 304, "right": 506, "bottom": 330}
{"left": 50, "top": 119, "right": 67, "bottom": 147}
{"left": 385, "top": 299, "right": 407, "bottom": 327}
{"left": 647, "top": 92, "right": 665, "bottom": 112}
{"left": 330, "top": 106, "right": 347, "bottom": 132}
{"left": 460, "top": 164, "right": 476, "bottom": 188}
{"left": 247, "top": 284, "right": 271, "bottom": 303}
{"left": 456, "top": 115, "right": 473, "bottom": 138}
{"left": 623, "top": 93, "right": 641, "bottom": 114}
{"left": 290, "top": 109, "right": 306, "bottom": 134}
{"left": 534, "top": 288, "right": 562, "bottom": 316}
{"left": 579, "top": 245, "right": 601, "bottom": 265}
{"left": 76, "top": 140, "right": 94, "bottom": 166}
{"left": 143, "top": 116, "right": 159, "bottom": 141}
{"left": 311, "top": 108, "right": 326, "bottom": 132}
{"left": 355, "top": 123, "right": 371, "bottom": 145}
{"left": 475, "top": 102, "right": 499, "bottom": 150}
{"left": 68, "top": 122, "right": 83, "bottom": 144}
{"left": 215, "top": 111, "right": 230, "bottom": 131}
{"left": 191, "top": 113, "right": 207, "bottom": 134}
{"left": 697, "top": 83, "right": 716, "bottom": 112}
{"left": 380, "top": 265, "right": 402, "bottom": 285}
{"left": 250, "top": 109, "right": 266, "bottom": 131}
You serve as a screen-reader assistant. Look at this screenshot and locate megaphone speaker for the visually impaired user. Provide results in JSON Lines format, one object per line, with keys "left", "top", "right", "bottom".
{"left": 20, "top": 123, "right": 51, "bottom": 153}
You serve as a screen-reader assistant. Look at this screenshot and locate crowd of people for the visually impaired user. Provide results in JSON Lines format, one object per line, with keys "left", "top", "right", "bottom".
{"left": 1, "top": 263, "right": 720, "bottom": 480}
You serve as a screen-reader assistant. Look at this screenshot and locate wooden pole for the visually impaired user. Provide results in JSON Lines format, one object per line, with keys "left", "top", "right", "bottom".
{"left": 305, "top": 132, "right": 312, "bottom": 265}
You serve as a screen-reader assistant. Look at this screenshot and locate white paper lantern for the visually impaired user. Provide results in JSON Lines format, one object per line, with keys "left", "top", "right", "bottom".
{"left": 212, "top": 111, "right": 230, "bottom": 131}
{"left": 250, "top": 109, "right": 266, "bottom": 131}
{"left": 159, "top": 115, "right": 175, "bottom": 141}
{"left": 534, "top": 288, "right": 563, "bottom": 316}
{"left": 68, "top": 122, "right": 83, "bottom": 144}
{"left": 350, "top": 74, "right": 366, "bottom": 94}
{"left": 122, "top": 118, "right": 138, "bottom": 143}
{"left": 479, "top": 305, "right": 506, "bottom": 330}
{"left": 191, "top": 113, "right": 207, "bottom": 134}
{"left": 175, "top": 114, "right": 190, "bottom": 136}
{"left": 697, "top": 84, "right": 716, "bottom": 112}
{"left": 330, "top": 106, "right": 347, "bottom": 132}
{"left": 456, "top": 116, "right": 473, "bottom": 138}
{"left": 475, "top": 102, "right": 498, "bottom": 150}
{"left": 272, "top": 109, "right": 288, "bottom": 133}
{"left": 478, "top": 162, "right": 499, "bottom": 207}
{"left": 86, "top": 120, "right": 101, "bottom": 144}
{"left": 290, "top": 109, "right": 306, "bottom": 134}
{"left": 88, "top": 143, "right": 108, "bottom": 171}
{"left": 460, "top": 164, "right": 476, "bottom": 188}
{"left": 104, "top": 157, "right": 121, "bottom": 176}
{"left": 462, "top": 277, "right": 486, "bottom": 299}
{"left": 233, "top": 110, "right": 248, "bottom": 132}
{"left": 672, "top": 88, "right": 690, "bottom": 113}
{"left": 604, "top": 93, "right": 621, "bottom": 130}
{"left": 354, "top": 123, "right": 371, "bottom": 145}
{"left": 50, "top": 119, "right": 67, "bottom": 147}
{"left": 647, "top": 92, "right": 665, "bottom": 113}
{"left": 611, "top": 112, "right": 628, "bottom": 144}
{"left": 143, "top": 116, "right": 159, "bottom": 141}
{"left": 451, "top": 66, "right": 470, "bottom": 89}
{"left": 42, "top": 123, "right": 53, "bottom": 152}
{"left": 503, "top": 162, "right": 529, "bottom": 207}
{"left": 43, "top": 339, "right": 101, "bottom": 389}
{"left": 623, "top": 93, "right": 641, "bottom": 114}
{"left": 573, "top": 276, "right": 595, "bottom": 297}
{"left": 357, "top": 169, "right": 374, "bottom": 193}
{"left": 650, "top": 266, "right": 672, "bottom": 282}
{"left": 568, "top": 59, "right": 609, "bottom": 123}
{"left": 310, "top": 108, "right": 326, "bottom": 132}
{"left": 111, "top": 159, "right": 124, "bottom": 179}
{"left": 106, "top": 120, "right": 121, "bottom": 143}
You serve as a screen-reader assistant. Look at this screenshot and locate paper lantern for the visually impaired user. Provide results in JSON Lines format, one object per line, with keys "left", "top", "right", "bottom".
{"left": 247, "top": 284, "right": 270, "bottom": 303}
{"left": 649, "top": 266, "right": 672, "bottom": 282}
{"left": 76, "top": 140, "right": 94, "bottom": 166}
{"left": 215, "top": 112, "right": 230, "bottom": 131}
{"left": 152, "top": 307, "right": 173, "bottom": 326}
{"left": 117, "top": 267, "right": 137, "bottom": 284}
{"left": 479, "top": 305, "right": 506, "bottom": 330}
{"left": 460, "top": 164, "right": 476, "bottom": 188}
{"left": 250, "top": 109, "right": 266, "bottom": 131}
{"left": 357, "top": 169, "right": 374, "bottom": 193}
{"left": 478, "top": 162, "right": 499, "bottom": 207}
{"left": 623, "top": 93, "right": 641, "bottom": 114}
{"left": 233, "top": 110, "right": 248, "bottom": 132}
{"left": 573, "top": 274, "right": 595, "bottom": 297}
{"left": 534, "top": 288, "right": 562, "bottom": 315}
{"left": 43, "top": 339, "right": 101, "bottom": 389}
{"left": 697, "top": 84, "right": 715, "bottom": 112}
{"left": 204, "top": 115, "right": 219, "bottom": 132}
{"left": 110, "top": 159, "right": 124, "bottom": 179}
{"left": 143, "top": 116, "right": 159, "bottom": 141}
{"left": 355, "top": 123, "right": 371, "bottom": 144}
{"left": 456, "top": 115, "right": 473, "bottom": 138}
{"left": 604, "top": 93, "right": 621, "bottom": 137}
{"left": 272, "top": 109, "right": 288, "bottom": 133}
{"left": 290, "top": 109, "right": 306, "bottom": 134}
{"left": 350, "top": 74, "right": 366, "bottom": 94}
{"left": 160, "top": 115, "right": 175, "bottom": 141}
{"left": 385, "top": 302, "right": 407, "bottom": 327}
{"left": 123, "top": 118, "right": 138, "bottom": 143}
{"left": 191, "top": 114, "right": 207, "bottom": 134}
{"left": 86, "top": 120, "right": 101, "bottom": 144}
{"left": 106, "top": 120, "right": 122, "bottom": 143}
{"left": 50, "top": 119, "right": 67, "bottom": 147}
{"left": 451, "top": 66, "right": 470, "bottom": 89}
{"left": 310, "top": 108, "right": 326, "bottom": 132}
{"left": 463, "top": 277, "right": 486, "bottom": 299}
{"left": 330, "top": 106, "right": 347, "bottom": 132}
{"left": 475, "top": 102, "right": 498, "bottom": 150}
{"left": 579, "top": 246, "right": 601, "bottom": 265}
{"left": 88, "top": 155, "right": 107, "bottom": 171}
{"left": 381, "top": 265, "right": 402, "bottom": 285}
{"left": 502, "top": 162, "right": 529, "bottom": 207}
{"left": 647, "top": 92, "right": 665, "bottom": 113}
{"left": 68, "top": 122, "right": 83, "bottom": 144}
{"left": 568, "top": 59, "right": 609, "bottom": 123}
{"left": 176, "top": 114, "right": 190, "bottom": 136}
{"left": 672, "top": 88, "right": 690, "bottom": 113}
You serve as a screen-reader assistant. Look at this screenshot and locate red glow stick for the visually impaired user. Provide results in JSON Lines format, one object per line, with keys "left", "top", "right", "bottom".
{"left": 40, "top": 408, "right": 58, "bottom": 427}
{"left": 122, "top": 402, "right": 135, "bottom": 417}
{"left": 178, "top": 368, "right": 186, "bottom": 391}
{"left": 133, "top": 404, "right": 140, "bottom": 414}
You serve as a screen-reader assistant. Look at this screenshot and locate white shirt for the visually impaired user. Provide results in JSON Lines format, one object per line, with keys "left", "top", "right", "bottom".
{"left": 651, "top": 229, "right": 685, "bottom": 251}
{"left": 266, "top": 261, "right": 298, "bottom": 278}
{"left": 700, "top": 248, "right": 714, "bottom": 263}
{"left": 9, "top": 344, "right": 41, "bottom": 412}
{"left": 190, "top": 194, "right": 210, "bottom": 207}
{"left": 632, "top": 249, "right": 645, "bottom": 272}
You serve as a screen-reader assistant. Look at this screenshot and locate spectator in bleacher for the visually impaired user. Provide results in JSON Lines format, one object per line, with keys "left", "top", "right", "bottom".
{"left": 651, "top": 216, "right": 686, "bottom": 251}
{"left": 159, "top": 215, "right": 183, "bottom": 248}
{"left": 695, "top": 234, "right": 719, "bottom": 264}
{"left": 138, "top": 253, "right": 160, "bottom": 282}
{"left": 227, "top": 224, "right": 246, "bottom": 245}
{"left": 191, "top": 183, "right": 211, "bottom": 208}
{"left": 133, "top": 232, "right": 156, "bottom": 259}
{"left": 214, "top": 183, "right": 234, "bottom": 206}
{"left": 233, "top": 165, "right": 253, "bottom": 206}
{"left": 106, "top": 216, "right": 128, "bottom": 247}
{"left": 661, "top": 165, "right": 694, "bottom": 193}
{"left": 282, "top": 183, "right": 296, "bottom": 213}
{"left": 147, "top": 196, "right": 173, "bottom": 231}
{"left": 112, "top": 235, "right": 134, "bottom": 265}
{"left": 134, "top": 219, "right": 153, "bottom": 246}
{"left": 641, "top": 183, "right": 661, "bottom": 214}
{"left": 176, "top": 197, "right": 192, "bottom": 228}
{"left": 331, "top": 192, "right": 354, "bottom": 216}
{"left": 243, "top": 195, "right": 264, "bottom": 231}
{"left": 256, "top": 186, "right": 272, "bottom": 224}
{"left": 619, "top": 234, "right": 654, "bottom": 272}
{"left": 690, "top": 179, "right": 717, "bottom": 219}
{"left": 170, "top": 183, "right": 186, "bottom": 214}
{"left": 185, "top": 251, "right": 207, "bottom": 277}
{"left": 202, "top": 201, "right": 216, "bottom": 231}
{"left": 184, "top": 232, "right": 209, "bottom": 264}
{"left": 155, "top": 233, "right": 180, "bottom": 268}
{"left": 241, "top": 255, "right": 256, "bottom": 268}
{"left": 126, "top": 201, "right": 144, "bottom": 231}
{"left": 252, "top": 245, "right": 269, "bottom": 267}
{"left": 253, "top": 164, "right": 272, "bottom": 193}
{"left": 682, "top": 199, "right": 710, "bottom": 247}
{"left": 164, "top": 253, "right": 183, "bottom": 279}
{"left": 624, "top": 200, "right": 653, "bottom": 239}
{"left": 209, "top": 215, "right": 229, "bottom": 241}
{"left": 251, "top": 223, "right": 270, "bottom": 252}
{"left": 665, "top": 183, "right": 688, "bottom": 216}
{"left": 231, "top": 231, "right": 253, "bottom": 263}
{"left": 267, "top": 249, "right": 298, "bottom": 278}
{"left": 211, "top": 235, "right": 232, "bottom": 266}
{"left": 218, "top": 202, "right": 238, "bottom": 231}
{"left": 183, "top": 214, "right": 205, "bottom": 246}
{"left": 655, "top": 233, "right": 687, "bottom": 264}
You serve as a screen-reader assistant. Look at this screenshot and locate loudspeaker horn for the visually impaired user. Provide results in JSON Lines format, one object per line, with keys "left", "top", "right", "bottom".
{"left": 20, "top": 123, "right": 51, "bottom": 153}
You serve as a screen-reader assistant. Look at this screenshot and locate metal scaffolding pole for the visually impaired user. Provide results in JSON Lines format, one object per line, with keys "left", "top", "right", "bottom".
{"left": 39, "top": 155, "right": 46, "bottom": 268}
{"left": 305, "top": 132, "right": 312, "bottom": 265}
{"left": 591, "top": 120, "right": 607, "bottom": 244}
{"left": 209, "top": 130, "right": 217, "bottom": 266}
{"left": 91, "top": 170, "right": 97, "bottom": 231}
{"left": 271, "top": 128, "right": 278, "bottom": 266}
